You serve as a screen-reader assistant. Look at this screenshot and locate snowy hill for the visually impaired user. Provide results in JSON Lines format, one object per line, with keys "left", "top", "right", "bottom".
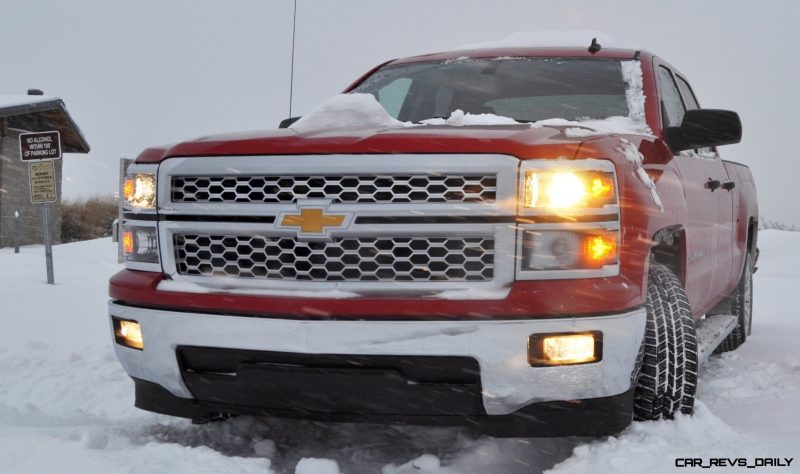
{"left": 0, "top": 231, "right": 798, "bottom": 473}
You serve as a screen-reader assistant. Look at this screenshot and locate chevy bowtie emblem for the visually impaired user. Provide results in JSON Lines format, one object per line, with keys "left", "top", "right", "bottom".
{"left": 279, "top": 208, "right": 347, "bottom": 234}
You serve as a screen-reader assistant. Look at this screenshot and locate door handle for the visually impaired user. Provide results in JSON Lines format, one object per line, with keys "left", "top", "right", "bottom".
{"left": 722, "top": 181, "right": 736, "bottom": 191}
{"left": 705, "top": 179, "right": 721, "bottom": 191}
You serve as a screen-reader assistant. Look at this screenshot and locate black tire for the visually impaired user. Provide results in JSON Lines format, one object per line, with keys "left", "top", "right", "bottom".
{"left": 713, "top": 253, "right": 753, "bottom": 353}
{"left": 634, "top": 262, "right": 698, "bottom": 420}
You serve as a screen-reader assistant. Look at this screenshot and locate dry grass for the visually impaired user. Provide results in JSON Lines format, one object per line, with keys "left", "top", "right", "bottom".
{"left": 60, "top": 195, "right": 118, "bottom": 242}
{"left": 759, "top": 218, "right": 799, "bottom": 232}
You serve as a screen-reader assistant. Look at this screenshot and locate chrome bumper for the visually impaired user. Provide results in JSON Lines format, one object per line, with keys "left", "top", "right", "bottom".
{"left": 109, "top": 302, "right": 646, "bottom": 416}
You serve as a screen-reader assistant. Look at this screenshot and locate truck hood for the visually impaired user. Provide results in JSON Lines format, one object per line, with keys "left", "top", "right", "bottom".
{"left": 135, "top": 125, "right": 599, "bottom": 163}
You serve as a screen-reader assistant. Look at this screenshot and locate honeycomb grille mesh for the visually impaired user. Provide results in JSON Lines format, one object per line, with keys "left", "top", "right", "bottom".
{"left": 171, "top": 175, "right": 497, "bottom": 204}
{"left": 174, "top": 234, "right": 495, "bottom": 282}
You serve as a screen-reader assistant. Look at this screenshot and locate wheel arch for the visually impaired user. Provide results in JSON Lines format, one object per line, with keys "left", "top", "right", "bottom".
{"left": 650, "top": 225, "right": 686, "bottom": 287}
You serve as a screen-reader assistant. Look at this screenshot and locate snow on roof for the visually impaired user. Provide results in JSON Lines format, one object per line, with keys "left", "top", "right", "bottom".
{"left": 458, "top": 30, "right": 616, "bottom": 50}
{"left": 0, "top": 94, "right": 60, "bottom": 110}
{"left": 0, "top": 94, "right": 90, "bottom": 153}
{"left": 291, "top": 93, "right": 411, "bottom": 132}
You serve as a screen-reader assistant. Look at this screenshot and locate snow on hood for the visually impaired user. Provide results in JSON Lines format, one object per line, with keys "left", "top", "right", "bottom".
{"left": 539, "top": 116, "right": 652, "bottom": 138}
{"left": 291, "top": 93, "right": 411, "bottom": 132}
{"left": 458, "top": 30, "right": 616, "bottom": 50}
{"left": 616, "top": 137, "right": 664, "bottom": 211}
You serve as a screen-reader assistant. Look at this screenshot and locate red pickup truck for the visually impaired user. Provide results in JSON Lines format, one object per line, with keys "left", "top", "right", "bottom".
{"left": 110, "top": 44, "right": 758, "bottom": 437}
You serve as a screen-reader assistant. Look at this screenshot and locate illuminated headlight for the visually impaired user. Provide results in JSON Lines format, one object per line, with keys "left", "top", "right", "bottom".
{"left": 123, "top": 173, "right": 156, "bottom": 209}
{"left": 113, "top": 317, "right": 144, "bottom": 350}
{"left": 521, "top": 229, "right": 618, "bottom": 270}
{"left": 528, "top": 331, "right": 602, "bottom": 366}
{"left": 122, "top": 225, "right": 159, "bottom": 264}
{"left": 522, "top": 170, "right": 616, "bottom": 210}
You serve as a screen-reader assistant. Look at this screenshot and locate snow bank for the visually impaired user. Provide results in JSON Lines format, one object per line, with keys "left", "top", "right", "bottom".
{"left": 295, "top": 458, "right": 341, "bottom": 474}
{"left": 458, "top": 30, "right": 616, "bottom": 50}
{"left": 546, "top": 402, "right": 797, "bottom": 474}
{"left": 291, "top": 93, "right": 410, "bottom": 132}
{"left": 383, "top": 453, "right": 441, "bottom": 473}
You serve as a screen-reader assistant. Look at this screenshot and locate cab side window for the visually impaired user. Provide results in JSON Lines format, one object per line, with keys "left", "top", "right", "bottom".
{"left": 675, "top": 75, "right": 700, "bottom": 110}
{"left": 675, "top": 74, "right": 717, "bottom": 158}
{"left": 657, "top": 66, "right": 686, "bottom": 127}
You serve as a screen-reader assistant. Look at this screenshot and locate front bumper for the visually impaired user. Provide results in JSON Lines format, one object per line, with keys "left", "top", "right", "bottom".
{"left": 110, "top": 302, "right": 645, "bottom": 419}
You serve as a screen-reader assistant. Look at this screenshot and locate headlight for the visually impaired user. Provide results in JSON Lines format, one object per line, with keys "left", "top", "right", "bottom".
{"left": 122, "top": 225, "right": 159, "bottom": 264}
{"left": 516, "top": 159, "right": 620, "bottom": 280}
{"left": 522, "top": 170, "right": 616, "bottom": 210}
{"left": 123, "top": 173, "right": 156, "bottom": 209}
{"left": 521, "top": 229, "right": 618, "bottom": 271}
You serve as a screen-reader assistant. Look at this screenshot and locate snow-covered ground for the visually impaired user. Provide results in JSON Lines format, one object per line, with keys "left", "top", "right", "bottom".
{"left": 0, "top": 231, "right": 798, "bottom": 473}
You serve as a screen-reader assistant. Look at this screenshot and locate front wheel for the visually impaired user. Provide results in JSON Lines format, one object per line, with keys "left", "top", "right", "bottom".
{"left": 634, "top": 262, "right": 698, "bottom": 420}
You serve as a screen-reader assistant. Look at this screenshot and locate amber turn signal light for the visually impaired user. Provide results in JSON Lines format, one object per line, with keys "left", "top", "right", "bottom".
{"left": 583, "top": 233, "right": 618, "bottom": 267}
{"left": 122, "top": 229, "right": 135, "bottom": 255}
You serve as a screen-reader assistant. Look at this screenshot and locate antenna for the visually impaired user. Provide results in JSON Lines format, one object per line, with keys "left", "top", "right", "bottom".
{"left": 588, "top": 37, "right": 601, "bottom": 54}
{"left": 288, "top": 0, "right": 298, "bottom": 118}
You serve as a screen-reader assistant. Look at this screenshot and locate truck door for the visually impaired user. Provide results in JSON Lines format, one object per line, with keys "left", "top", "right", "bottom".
{"left": 674, "top": 74, "right": 735, "bottom": 304}
{"left": 656, "top": 65, "right": 729, "bottom": 314}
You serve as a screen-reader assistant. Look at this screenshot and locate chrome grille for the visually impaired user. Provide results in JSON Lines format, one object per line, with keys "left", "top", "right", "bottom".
{"left": 174, "top": 234, "right": 495, "bottom": 282}
{"left": 171, "top": 174, "right": 497, "bottom": 204}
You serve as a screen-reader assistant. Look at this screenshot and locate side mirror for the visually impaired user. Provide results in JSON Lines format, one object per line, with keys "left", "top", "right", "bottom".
{"left": 665, "top": 109, "right": 742, "bottom": 152}
{"left": 279, "top": 116, "right": 301, "bottom": 128}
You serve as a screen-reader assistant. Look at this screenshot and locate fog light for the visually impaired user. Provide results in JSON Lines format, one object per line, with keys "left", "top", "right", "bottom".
{"left": 113, "top": 317, "right": 144, "bottom": 350}
{"left": 528, "top": 331, "right": 602, "bottom": 366}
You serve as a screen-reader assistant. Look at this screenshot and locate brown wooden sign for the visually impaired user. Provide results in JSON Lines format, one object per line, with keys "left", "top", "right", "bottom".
{"left": 19, "top": 131, "right": 62, "bottom": 161}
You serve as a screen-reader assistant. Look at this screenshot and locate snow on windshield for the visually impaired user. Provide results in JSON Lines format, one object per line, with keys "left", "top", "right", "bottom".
{"left": 296, "top": 56, "right": 651, "bottom": 137}
{"left": 419, "top": 109, "right": 520, "bottom": 126}
{"left": 552, "top": 60, "right": 651, "bottom": 137}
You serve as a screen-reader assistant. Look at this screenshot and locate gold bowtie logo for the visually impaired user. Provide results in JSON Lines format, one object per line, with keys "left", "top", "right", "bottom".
{"left": 280, "top": 208, "right": 346, "bottom": 234}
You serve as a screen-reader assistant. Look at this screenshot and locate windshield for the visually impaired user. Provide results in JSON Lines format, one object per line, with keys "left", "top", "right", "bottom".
{"left": 352, "top": 57, "right": 631, "bottom": 123}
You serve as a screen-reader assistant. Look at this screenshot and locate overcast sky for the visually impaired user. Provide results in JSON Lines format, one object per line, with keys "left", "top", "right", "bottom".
{"left": 1, "top": 0, "right": 797, "bottom": 224}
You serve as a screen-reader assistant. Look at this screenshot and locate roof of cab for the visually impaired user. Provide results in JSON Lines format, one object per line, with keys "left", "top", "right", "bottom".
{"left": 388, "top": 47, "right": 648, "bottom": 65}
